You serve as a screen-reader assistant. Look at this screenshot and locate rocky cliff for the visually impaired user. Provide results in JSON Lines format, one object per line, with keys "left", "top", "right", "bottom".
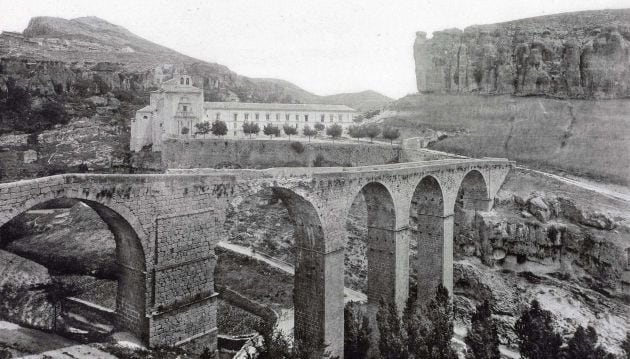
{"left": 414, "top": 9, "right": 630, "bottom": 98}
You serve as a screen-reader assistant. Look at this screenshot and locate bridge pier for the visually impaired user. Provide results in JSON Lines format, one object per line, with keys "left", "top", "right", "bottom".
{"left": 294, "top": 246, "right": 344, "bottom": 358}
{"left": 367, "top": 226, "right": 410, "bottom": 314}
{"left": 413, "top": 214, "right": 454, "bottom": 301}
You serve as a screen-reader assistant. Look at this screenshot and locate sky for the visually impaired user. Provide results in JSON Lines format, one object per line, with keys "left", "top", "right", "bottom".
{"left": 0, "top": 0, "right": 629, "bottom": 99}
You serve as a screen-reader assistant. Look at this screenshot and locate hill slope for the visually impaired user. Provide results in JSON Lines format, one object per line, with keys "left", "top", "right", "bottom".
{"left": 385, "top": 94, "right": 630, "bottom": 185}
{"left": 0, "top": 16, "right": 387, "bottom": 107}
{"left": 414, "top": 9, "right": 630, "bottom": 98}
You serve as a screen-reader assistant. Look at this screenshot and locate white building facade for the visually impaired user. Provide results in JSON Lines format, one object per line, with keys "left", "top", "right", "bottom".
{"left": 131, "top": 75, "right": 357, "bottom": 152}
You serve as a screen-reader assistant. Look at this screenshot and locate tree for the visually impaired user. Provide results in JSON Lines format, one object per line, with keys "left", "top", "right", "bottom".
{"left": 314, "top": 122, "right": 325, "bottom": 132}
{"left": 283, "top": 124, "right": 297, "bottom": 140}
{"left": 403, "top": 295, "right": 429, "bottom": 359}
{"left": 211, "top": 120, "right": 228, "bottom": 137}
{"left": 464, "top": 300, "right": 500, "bottom": 359}
{"left": 344, "top": 302, "right": 371, "bottom": 359}
{"left": 264, "top": 124, "right": 281, "bottom": 139}
{"left": 253, "top": 319, "right": 336, "bottom": 359}
{"left": 377, "top": 298, "right": 409, "bottom": 359}
{"left": 348, "top": 125, "right": 366, "bottom": 142}
{"left": 303, "top": 125, "right": 317, "bottom": 142}
{"left": 326, "top": 124, "right": 343, "bottom": 142}
{"left": 621, "top": 332, "right": 630, "bottom": 359}
{"left": 242, "top": 122, "right": 260, "bottom": 139}
{"left": 563, "top": 326, "right": 613, "bottom": 359}
{"left": 515, "top": 300, "right": 562, "bottom": 359}
{"left": 181, "top": 126, "right": 189, "bottom": 135}
{"left": 365, "top": 124, "right": 381, "bottom": 143}
{"left": 425, "top": 285, "right": 457, "bottom": 359}
{"left": 195, "top": 121, "right": 211, "bottom": 138}
{"left": 382, "top": 126, "right": 401, "bottom": 145}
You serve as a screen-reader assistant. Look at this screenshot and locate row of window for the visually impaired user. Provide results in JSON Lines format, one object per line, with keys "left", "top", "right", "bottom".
{"left": 207, "top": 112, "right": 349, "bottom": 123}
{"left": 228, "top": 122, "right": 348, "bottom": 129}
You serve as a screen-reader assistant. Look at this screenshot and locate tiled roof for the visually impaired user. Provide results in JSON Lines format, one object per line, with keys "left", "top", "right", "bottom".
{"left": 203, "top": 102, "right": 356, "bottom": 112}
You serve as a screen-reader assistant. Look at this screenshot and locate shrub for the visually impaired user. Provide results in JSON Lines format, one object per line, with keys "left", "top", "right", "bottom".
{"left": 464, "top": 300, "right": 500, "bottom": 359}
{"left": 263, "top": 124, "right": 280, "bottom": 139}
{"left": 345, "top": 302, "right": 371, "bottom": 359}
{"left": 290, "top": 141, "right": 305, "bottom": 153}
{"left": 283, "top": 124, "right": 298, "bottom": 139}
{"left": 314, "top": 122, "right": 325, "bottom": 131}
{"left": 211, "top": 120, "right": 228, "bottom": 137}
{"left": 326, "top": 124, "right": 343, "bottom": 142}
{"left": 313, "top": 153, "right": 325, "bottom": 167}
{"left": 303, "top": 125, "right": 317, "bottom": 141}
{"left": 348, "top": 125, "right": 366, "bottom": 141}
{"left": 181, "top": 126, "right": 189, "bottom": 135}
{"left": 563, "top": 326, "right": 613, "bottom": 359}
{"left": 195, "top": 121, "right": 211, "bottom": 137}
{"left": 382, "top": 126, "right": 401, "bottom": 144}
{"left": 243, "top": 122, "right": 260, "bottom": 138}
{"left": 365, "top": 124, "right": 381, "bottom": 143}
{"left": 515, "top": 300, "right": 562, "bottom": 359}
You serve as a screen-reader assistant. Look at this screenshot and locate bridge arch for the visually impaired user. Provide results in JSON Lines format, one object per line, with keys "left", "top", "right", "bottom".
{"left": 272, "top": 187, "right": 342, "bottom": 357}
{"left": 0, "top": 192, "right": 149, "bottom": 343}
{"left": 455, "top": 169, "right": 491, "bottom": 212}
{"left": 408, "top": 175, "right": 450, "bottom": 301}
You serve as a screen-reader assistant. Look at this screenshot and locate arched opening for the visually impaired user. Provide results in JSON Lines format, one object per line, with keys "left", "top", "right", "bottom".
{"left": 215, "top": 186, "right": 340, "bottom": 356}
{"left": 0, "top": 198, "right": 148, "bottom": 347}
{"left": 453, "top": 169, "right": 491, "bottom": 264}
{"left": 272, "top": 187, "right": 332, "bottom": 354}
{"left": 409, "top": 176, "right": 448, "bottom": 302}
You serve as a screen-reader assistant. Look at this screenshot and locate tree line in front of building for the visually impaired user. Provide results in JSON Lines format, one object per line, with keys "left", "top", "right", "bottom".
{"left": 247, "top": 285, "right": 630, "bottom": 359}
{"left": 181, "top": 119, "right": 401, "bottom": 144}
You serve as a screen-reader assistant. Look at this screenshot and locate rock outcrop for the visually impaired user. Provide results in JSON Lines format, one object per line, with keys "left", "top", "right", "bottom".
{"left": 414, "top": 9, "right": 630, "bottom": 98}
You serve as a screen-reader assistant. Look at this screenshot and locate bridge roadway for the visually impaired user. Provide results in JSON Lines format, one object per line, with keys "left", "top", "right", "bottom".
{"left": 0, "top": 158, "right": 512, "bottom": 358}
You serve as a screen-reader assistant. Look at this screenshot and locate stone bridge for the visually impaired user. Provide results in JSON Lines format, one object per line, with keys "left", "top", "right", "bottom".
{"left": 0, "top": 158, "right": 512, "bottom": 358}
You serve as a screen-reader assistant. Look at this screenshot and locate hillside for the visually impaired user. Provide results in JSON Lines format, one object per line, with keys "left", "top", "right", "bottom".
{"left": 384, "top": 94, "right": 630, "bottom": 185}
{"left": 0, "top": 16, "right": 387, "bottom": 107}
{"left": 414, "top": 9, "right": 630, "bottom": 98}
{"left": 319, "top": 90, "right": 392, "bottom": 111}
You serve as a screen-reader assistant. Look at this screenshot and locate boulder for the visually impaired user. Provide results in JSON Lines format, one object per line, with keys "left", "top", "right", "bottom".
{"left": 528, "top": 195, "right": 551, "bottom": 222}
{"left": 87, "top": 95, "right": 107, "bottom": 106}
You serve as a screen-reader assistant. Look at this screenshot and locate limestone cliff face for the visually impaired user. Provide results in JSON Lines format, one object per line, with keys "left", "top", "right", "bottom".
{"left": 414, "top": 9, "right": 630, "bottom": 98}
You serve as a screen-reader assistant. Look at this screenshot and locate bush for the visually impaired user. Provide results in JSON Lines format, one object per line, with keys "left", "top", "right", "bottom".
{"left": 303, "top": 125, "right": 317, "bottom": 141}
{"left": 181, "top": 126, "right": 189, "bottom": 135}
{"left": 515, "top": 300, "right": 562, "bottom": 359}
{"left": 465, "top": 300, "right": 500, "bottom": 359}
{"left": 345, "top": 302, "right": 371, "bottom": 359}
{"left": 382, "top": 126, "right": 401, "bottom": 144}
{"left": 326, "top": 124, "right": 343, "bottom": 142}
{"left": 313, "top": 153, "right": 325, "bottom": 167}
{"left": 314, "top": 122, "right": 325, "bottom": 131}
{"left": 365, "top": 124, "right": 381, "bottom": 143}
{"left": 212, "top": 120, "right": 228, "bottom": 137}
{"left": 283, "top": 124, "right": 298, "bottom": 139}
{"left": 290, "top": 141, "right": 305, "bottom": 153}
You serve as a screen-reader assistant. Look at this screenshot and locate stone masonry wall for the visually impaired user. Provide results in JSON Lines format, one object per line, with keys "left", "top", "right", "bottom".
{"left": 161, "top": 138, "right": 404, "bottom": 169}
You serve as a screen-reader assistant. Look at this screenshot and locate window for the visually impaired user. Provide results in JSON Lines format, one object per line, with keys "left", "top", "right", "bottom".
{"left": 183, "top": 105, "right": 188, "bottom": 112}
{"left": 233, "top": 113, "right": 238, "bottom": 121}
{"left": 286, "top": 114, "right": 290, "bottom": 121}
{"left": 304, "top": 114, "right": 309, "bottom": 122}
{"left": 143, "top": 116, "right": 148, "bottom": 120}
{"left": 320, "top": 114, "right": 325, "bottom": 122}
{"left": 266, "top": 113, "right": 270, "bottom": 120}
{"left": 234, "top": 123, "right": 237, "bottom": 128}
{"left": 338, "top": 114, "right": 343, "bottom": 121}
{"left": 180, "top": 77, "right": 184, "bottom": 85}
{"left": 185, "top": 78, "right": 190, "bottom": 85}
{"left": 330, "top": 114, "right": 334, "bottom": 122}
{"left": 245, "top": 113, "right": 249, "bottom": 120}
{"left": 276, "top": 114, "right": 280, "bottom": 121}
{"left": 216, "top": 113, "right": 221, "bottom": 120}
{"left": 295, "top": 114, "right": 300, "bottom": 121}
{"left": 255, "top": 113, "right": 259, "bottom": 120}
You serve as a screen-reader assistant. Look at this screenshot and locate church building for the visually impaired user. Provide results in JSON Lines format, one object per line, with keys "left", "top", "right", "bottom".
{"left": 131, "top": 75, "right": 357, "bottom": 152}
